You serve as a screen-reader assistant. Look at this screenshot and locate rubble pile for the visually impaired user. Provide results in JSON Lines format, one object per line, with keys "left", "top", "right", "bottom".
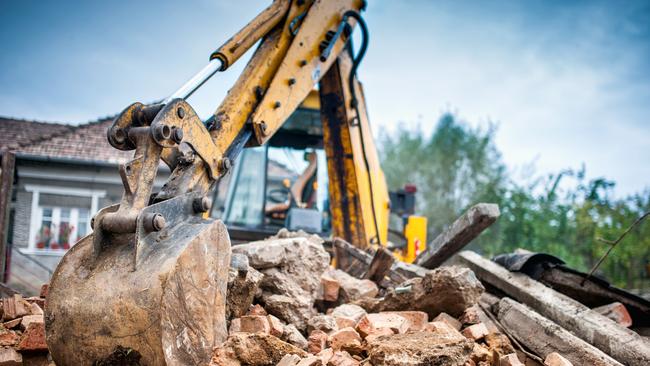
{"left": 212, "top": 232, "right": 562, "bottom": 366}
{"left": 0, "top": 285, "right": 50, "bottom": 366}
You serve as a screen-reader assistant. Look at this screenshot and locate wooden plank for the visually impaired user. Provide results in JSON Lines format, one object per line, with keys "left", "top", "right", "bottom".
{"left": 0, "top": 150, "right": 15, "bottom": 283}
{"left": 455, "top": 250, "right": 650, "bottom": 366}
{"left": 497, "top": 297, "right": 623, "bottom": 366}
{"left": 364, "top": 247, "right": 395, "bottom": 283}
{"left": 415, "top": 203, "right": 500, "bottom": 268}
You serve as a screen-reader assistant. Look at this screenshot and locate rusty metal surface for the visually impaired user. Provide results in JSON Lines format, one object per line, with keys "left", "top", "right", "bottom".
{"left": 45, "top": 193, "right": 232, "bottom": 365}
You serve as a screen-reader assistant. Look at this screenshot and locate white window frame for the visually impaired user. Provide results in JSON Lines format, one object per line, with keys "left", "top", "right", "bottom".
{"left": 23, "top": 185, "right": 106, "bottom": 256}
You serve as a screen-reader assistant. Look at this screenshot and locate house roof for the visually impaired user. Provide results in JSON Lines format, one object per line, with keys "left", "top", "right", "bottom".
{"left": 0, "top": 116, "right": 131, "bottom": 165}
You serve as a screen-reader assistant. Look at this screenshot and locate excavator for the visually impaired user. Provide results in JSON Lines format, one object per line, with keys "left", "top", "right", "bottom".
{"left": 45, "top": 1, "right": 427, "bottom": 364}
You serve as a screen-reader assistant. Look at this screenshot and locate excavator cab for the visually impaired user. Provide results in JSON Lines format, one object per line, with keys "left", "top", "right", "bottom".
{"left": 211, "top": 92, "right": 332, "bottom": 242}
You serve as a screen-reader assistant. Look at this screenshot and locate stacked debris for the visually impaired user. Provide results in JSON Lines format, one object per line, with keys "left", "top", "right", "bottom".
{"left": 0, "top": 285, "right": 49, "bottom": 365}
{"left": 211, "top": 230, "right": 566, "bottom": 366}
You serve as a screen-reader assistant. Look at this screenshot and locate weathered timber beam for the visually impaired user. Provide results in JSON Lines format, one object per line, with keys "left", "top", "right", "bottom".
{"left": 455, "top": 251, "right": 650, "bottom": 366}
{"left": 497, "top": 297, "right": 623, "bottom": 366}
{"left": 416, "top": 203, "right": 500, "bottom": 268}
{"left": 364, "top": 247, "right": 395, "bottom": 283}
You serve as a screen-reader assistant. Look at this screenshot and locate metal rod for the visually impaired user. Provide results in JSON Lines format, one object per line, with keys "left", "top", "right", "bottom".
{"left": 163, "top": 58, "right": 224, "bottom": 103}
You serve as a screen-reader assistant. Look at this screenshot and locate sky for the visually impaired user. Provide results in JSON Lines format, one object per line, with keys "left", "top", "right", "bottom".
{"left": 1, "top": 0, "right": 649, "bottom": 195}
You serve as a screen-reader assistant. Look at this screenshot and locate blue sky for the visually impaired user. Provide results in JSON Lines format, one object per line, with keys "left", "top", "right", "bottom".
{"left": 1, "top": 0, "right": 648, "bottom": 195}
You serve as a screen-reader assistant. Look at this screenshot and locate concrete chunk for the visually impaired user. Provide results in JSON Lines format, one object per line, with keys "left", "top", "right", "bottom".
{"left": 367, "top": 331, "right": 473, "bottom": 366}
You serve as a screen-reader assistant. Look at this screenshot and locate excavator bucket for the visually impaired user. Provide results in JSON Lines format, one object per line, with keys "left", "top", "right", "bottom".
{"left": 45, "top": 194, "right": 232, "bottom": 365}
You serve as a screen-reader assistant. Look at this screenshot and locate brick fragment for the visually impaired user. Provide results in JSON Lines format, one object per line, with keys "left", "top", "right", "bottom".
{"left": 330, "top": 304, "right": 366, "bottom": 323}
{"left": 240, "top": 315, "right": 271, "bottom": 334}
{"left": 544, "top": 352, "right": 573, "bottom": 366}
{"left": 462, "top": 323, "right": 489, "bottom": 341}
{"left": 268, "top": 314, "right": 285, "bottom": 337}
{"left": 229, "top": 318, "right": 241, "bottom": 335}
{"left": 328, "top": 350, "right": 359, "bottom": 366}
{"left": 283, "top": 324, "right": 309, "bottom": 350}
{"left": 297, "top": 355, "right": 323, "bottom": 366}
{"left": 334, "top": 316, "right": 356, "bottom": 330}
{"left": 0, "top": 347, "right": 22, "bottom": 366}
{"left": 2, "top": 295, "right": 30, "bottom": 321}
{"left": 327, "top": 327, "right": 362, "bottom": 353}
{"left": 499, "top": 353, "right": 524, "bottom": 366}
{"left": 592, "top": 302, "right": 632, "bottom": 328}
{"left": 356, "top": 313, "right": 409, "bottom": 337}
{"left": 0, "top": 329, "right": 20, "bottom": 346}
{"left": 308, "top": 330, "right": 329, "bottom": 354}
{"left": 248, "top": 304, "right": 268, "bottom": 316}
{"left": 20, "top": 314, "right": 44, "bottom": 330}
{"left": 17, "top": 322, "right": 47, "bottom": 352}
{"left": 363, "top": 327, "right": 394, "bottom": 343}
{"left": 307, "top": 315, "right": 338, "bottom": 334}
{"left": 317, "top": 348, "right": 334, "bottom": 365}
{"left": 3, "top": 318, "right": 21, "bottom": 329}
{"left": 278, "top": 353, "right": 302, "bottom": 366}
{"left": 28, "top": 302, "right": 43, "bottom": 316}
{"left": 424, "top": 321, "right": 464, "bottom": 338}
{"left": 459, "top": 305, "right": 480, "bottom": 326}
{"left": 433, "top": 312, "right": 462, "bottom": 330}
{"left": 382, "top": 311, "right": 428, "bottom": 331}
{"left": 321, "top": 274, "right": 340, "bottom": 302}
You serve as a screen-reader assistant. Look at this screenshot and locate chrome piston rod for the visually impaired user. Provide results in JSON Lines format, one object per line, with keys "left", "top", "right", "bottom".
{"left": 163, "top": 58, "right": 224, "bottom": 103}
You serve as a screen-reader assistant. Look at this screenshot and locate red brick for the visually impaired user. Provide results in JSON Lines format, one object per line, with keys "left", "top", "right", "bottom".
{"left": 239, "top": 315, "right": 271, "bottom": 334}
{"left": 382, "top": 311, "right": 428, "bottom": 331}
{"left": 328, "top": 350, "right": 359, "bottom": 366}
{"left": 462, "top": 323, "right": 489, "bottom": 341}
{"left": 499, "top": 353, "right": 524, "bottom": 366}
{"left": 248, "top": 304, "right": 267, "bottom": 316}
{"left": 327, "top": 327, "right": 362, "bottom": 353}
{"left": 321, "top": 275, "right": 340, "bottom": 302}
{"left": 432, "top": 312, "right": 462, "bottom": 330}
{"left": 356, "top": 313, "right": 409, "bottom": 337}
{"left": 17, "top": 323, "right": 48, "bottom": 352}
{"left": 544, "top": 352, "right": 573, "bottom": 366}
{"left": 363, "top": 327, "right": 394, "bottom": 343}
{"left": 0, "top": 329, "right": 20, "bottom": 346}
{"left": 308, "top": 330, "right": 329, "bottom": 354}
{"left": 267, "top": 314, "right": 284, "bottom": 337}
{"left": 334, "top": 316, "right": 356, "bottom": 330}
{"left": 592, "top": 302, "right": 632, "bottom": 328}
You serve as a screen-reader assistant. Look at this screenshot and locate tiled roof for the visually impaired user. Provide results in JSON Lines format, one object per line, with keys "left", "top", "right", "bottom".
{"left": 0, "top": 116, "right": 131, "bottom": 164}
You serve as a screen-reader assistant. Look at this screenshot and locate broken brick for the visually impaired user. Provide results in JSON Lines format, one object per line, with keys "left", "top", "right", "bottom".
{"left": 240, "top": 315, "right": 271, "bottom": 334}
{"left": 17, "top": 323, "right": 48, "bottom": 352}
{"left": 327, "top": 350, "right": 359, "bottom": 366}
{"left": 461, "top": 323, "right": 489, "bottom": 341}
{"left": 334, "top": 316, "right": 356, "bottom": 330}
{"left": 248, "top": 304, "right": 268, "bottom": 316}
{"left": 2, "top": 295, "right": 30, "bottom": 321}
{"left": 382, "top": 311, "right": 428, "bottom": 331}
{"left": 321, "top": 275, "right": 340, "bottom": 302}
{"left": 268, "top": 314, "right": 285, "bottom": 337}
{"left": 308, "top": 330, "right": 329, "bottom": 354}
{"left": 20, "top": 315, "right": 44, "bottom": 330}
{"left": 0, "top": 329, "right": 20, "bottom": 346}
{"left": 424, "top": 321, "right": 463, "bottom": 338}
{"left": 433, "top": 312, "right": 462, "bottom": 330}
{"left": 327, "top": 327, "right": 362, "bottom": 353}
{"left": 356, "top": 313, "right": 409, "bottom": 337}
{"left": 363, "top": 327, "right": 394, "bottom": 343}
{"left": 544, "top": 352, "right": 573, "bottom": 366}
{"left": 307, "top": 315, "right": 338, "bottom": 334}
{"left": 3, "top": 318, "right": 21, "bottom": 330}
{"left": 317, "top": 348, "right": 334, "bottom": 365}
{"left": 499, "top": 353, "right": 524, "bottom": 366}
{"left": 459, "top": 306, "right": 480, "bottom": 326}
{"left": 592, "top": 302, "right": 632, "bottom": 328}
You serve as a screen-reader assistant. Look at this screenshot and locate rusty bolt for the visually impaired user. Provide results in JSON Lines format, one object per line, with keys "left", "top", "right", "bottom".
{"left": 177, "top": 106, "right": 185, "bottom": 119}
{"left": 193, "top": 196, "right": 213, "bottom": 213}
{"left": 288, "top": 78, "right": 296, "bottom": 86}
{"left": 274, "top": 101, "right": 281, "bottom": 109}
{"left": 143, "top": 213, "right": 166, "bottom": 232}
{"left": 300, "top": 60, "right": 307, "bottom": 67}
{"left": 218, "top": 157, "right": 231, "bottom": 172}
{"left": 153, "top": 124, "right": 172, "bottom": 141}
{"left": 172, "top": 128, "right": 183, "bottom": 143}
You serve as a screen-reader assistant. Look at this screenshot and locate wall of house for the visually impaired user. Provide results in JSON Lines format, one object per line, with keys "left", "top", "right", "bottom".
{"left": 6, "top": 158, "right": 169, "bottom": 295}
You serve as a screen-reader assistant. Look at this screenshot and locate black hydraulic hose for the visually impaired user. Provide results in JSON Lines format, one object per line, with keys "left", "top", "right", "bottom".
{"left": 343, "top": 11, "right": 383, "bottom": 246}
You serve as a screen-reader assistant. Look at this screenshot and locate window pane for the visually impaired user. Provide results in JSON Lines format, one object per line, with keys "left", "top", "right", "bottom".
{"left": 60, "top": 208, "right": 71, "bottom": 222}
{"left": 42, "top": 208, "right": 53, "bottom": 219}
